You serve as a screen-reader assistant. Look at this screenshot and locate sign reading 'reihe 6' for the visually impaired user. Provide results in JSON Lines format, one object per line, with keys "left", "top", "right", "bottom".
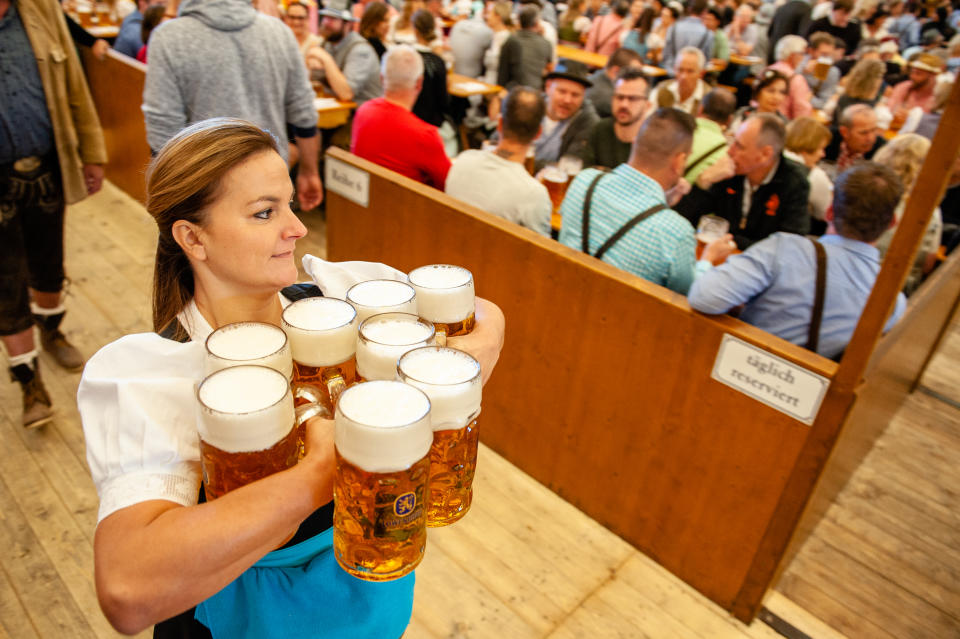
{"left": 711, "top": 335, "right": 830, "bottom": 426}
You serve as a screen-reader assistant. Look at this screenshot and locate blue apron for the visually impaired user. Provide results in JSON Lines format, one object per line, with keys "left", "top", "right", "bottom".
{"left": 194, "top": 528, "right": 415, "bottom": 639}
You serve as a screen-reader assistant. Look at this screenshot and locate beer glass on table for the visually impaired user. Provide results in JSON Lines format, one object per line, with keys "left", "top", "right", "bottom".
{"left": 333, "top": 381, "right": 433, "bottom": 581}
{"left": 407, "top": 264, "right": 475, "bottom": 346}
{"left": 541, "top": 165, "right": 569, "bottom": 232}
{"left": 197, "top": 365, "right": 318, "bottom": 500}
{"left": 356, "top": 313, "right": 436, "bottom": 381}
{"left": 346, "top": 279, "right": 417, "bottom": 325}
{"left": 398, "top": 347, "right": 481, "bottom": 526}
{"left": 204, "top": 322, "right": 294, "bottom": 381}
{"left": 696, "top": 214, "right": 730, "bottom": 260}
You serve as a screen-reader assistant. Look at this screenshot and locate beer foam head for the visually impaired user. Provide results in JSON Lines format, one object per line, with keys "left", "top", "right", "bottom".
{"left": 357, "top": 313, "right": 436, "bottom": 380}
{"left": 282, "top": 297, "right": 357, "bottom": 367}
{"left": 197, "top": 365, "right": 295, "bottom": 453}
{"left": 336, "top": 380, "right": 432, "bottom": 472}
{"left": 399, "top": 347, "right": 481, "bottom": 431}
{"left": 407, "top": 265, "right": 475, "bottom": 324}
{"left": 346, "top": 279, "right": 417, "bottom": 324}
{"left": 205, "top": 322, "right": 293, "bottom": 380}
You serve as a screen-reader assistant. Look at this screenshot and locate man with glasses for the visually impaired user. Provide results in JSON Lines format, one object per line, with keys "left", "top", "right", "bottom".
{"left": 581, "top": 68, "right": 649, "bottom": 169}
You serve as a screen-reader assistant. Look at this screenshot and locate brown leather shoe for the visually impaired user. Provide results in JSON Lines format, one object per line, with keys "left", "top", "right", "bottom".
{"left": 34, "top": 311, "right": 85, "bottom": 371}
{"left": 39, "top": 328, "right": 85, "bottom": 371}
{"left": 10, "top": 362, "right": 54, "bottom": 429}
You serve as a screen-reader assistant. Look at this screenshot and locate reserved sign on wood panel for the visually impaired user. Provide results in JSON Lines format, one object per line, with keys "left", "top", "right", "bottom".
{"left": 711, "top": 335, "right": 830, "bottom": 425}
{"left": 325, "top": 156, "right": 370, "bottom": 208}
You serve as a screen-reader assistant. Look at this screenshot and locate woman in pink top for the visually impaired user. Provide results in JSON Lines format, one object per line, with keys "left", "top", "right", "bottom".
{"left": 585, "top": 0, "right": 630, "bottom": 56}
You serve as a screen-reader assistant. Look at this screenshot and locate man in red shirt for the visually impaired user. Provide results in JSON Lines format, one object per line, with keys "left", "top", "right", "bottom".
{"left": 350, "top": 44, "right": 451, "bottom": 189}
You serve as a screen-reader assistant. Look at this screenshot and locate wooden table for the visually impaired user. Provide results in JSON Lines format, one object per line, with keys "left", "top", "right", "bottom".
{"left": 556, "top": 44, "right": 608, "bottom": 69}
{"left": 314, "top": 96, "right": 356, "bottom": 129}
{"left": 447, "top": 73, "right": 503, "bottom": 98}
{"left": 729, "top": 54, "right": 762, "bottom": 66}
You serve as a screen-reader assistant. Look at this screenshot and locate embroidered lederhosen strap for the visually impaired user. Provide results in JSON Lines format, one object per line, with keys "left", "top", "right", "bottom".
{"left": 581, "top": 171, "right": 669, "bottom": 260}
{"left": 805, "top": 239, "right": 828, "bottom": 353}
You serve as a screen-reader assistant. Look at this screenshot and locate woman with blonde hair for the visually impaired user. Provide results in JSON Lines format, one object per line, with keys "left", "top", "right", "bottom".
{"left": 387, "top": 0, "right": 423, "bottom": 46}
{"left": 830, "top": 58, "right": 885, "bottom": 125}
{"left": 78, "top": 118, "right": 505, "bottom": 638}
{"left": 785, "top": 117, "right": 834, "bottom": 227}
{"left": 873, "top": 133, "right": 942, "bottom": 294}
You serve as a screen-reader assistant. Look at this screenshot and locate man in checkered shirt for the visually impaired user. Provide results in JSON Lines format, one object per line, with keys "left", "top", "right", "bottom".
{"left": 558, "top": 108, "right": 734, "bottom": 294}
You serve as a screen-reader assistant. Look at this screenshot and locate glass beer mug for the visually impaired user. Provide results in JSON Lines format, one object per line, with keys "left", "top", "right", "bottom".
{"left": 398, "top": 346, "right": 481, "bottom": 526}
{"left": 346, "top": 279, "right": 417, "bottom": 325}
{"left": 196, "top": 365, "right": 322, "bottom": 500}
{"left": 356, "top": 312, "right": 436, "bottom": 381}
{"left": 204, "top": 321, "right": 294, "bottom": 380}
{"left": 407, "top": 265, "right": 476, "bottom": 346}
{"left": 281, "top": 297, "right": 359, "bottom": 412}
{"left": 333, "top": 381, "right": 433, "bottom": 581}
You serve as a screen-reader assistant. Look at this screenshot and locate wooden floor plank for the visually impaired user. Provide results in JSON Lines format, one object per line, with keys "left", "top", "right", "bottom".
{"left": 0, "top": 472, "right": 96, "bottom": 639}
{"left": 775, "top": 571, "right": 898, "bottom": 639}
{"left": 787, "top": 537, "right": 955, "bottom": 639}
{"left": 762, "top": 590, "right": 849, "bottom": 639}
{"left": 410, "top": 540, "right": 541, "bottom": 639}
{"left": 0, "top": 562, "right": 40, "bottom": 639}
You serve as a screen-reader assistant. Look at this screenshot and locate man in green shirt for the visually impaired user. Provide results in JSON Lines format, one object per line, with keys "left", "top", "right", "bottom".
{"left": 684, "top": 88, "right": 735, "bottom": 185}
{"left": 580, "top": 67, "right": 649, "bottom": 169}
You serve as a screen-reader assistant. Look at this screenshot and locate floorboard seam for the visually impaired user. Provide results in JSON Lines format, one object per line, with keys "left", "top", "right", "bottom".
{"left": 539, "top": 552, "right": 633, "bottom": 638}
{"left": 916, "top": 384, "right": 960, "bottom": 411}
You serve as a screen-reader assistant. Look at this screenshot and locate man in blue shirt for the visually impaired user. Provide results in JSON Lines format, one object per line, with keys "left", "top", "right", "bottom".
{"left": 688, "top": 163, "right": 907, "bottom": 360}
{"left": 661, "top": 0, "right": 714, "bottom": 72}
{"left": 113, "top": 0, "right": 148, "bottom": 58}
{"left": 559, "top": 108, "right": 734, "bottom": 294}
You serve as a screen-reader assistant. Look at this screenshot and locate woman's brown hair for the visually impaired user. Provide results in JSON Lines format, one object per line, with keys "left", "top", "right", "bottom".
{"left": 146, "top": 118, "right": 280, "bottom": 339}
{"left": 359, "top": 1, "right": 389, "bottom": 38}
{"left": 412, "top": 8, "right": 437, "bottom": 42}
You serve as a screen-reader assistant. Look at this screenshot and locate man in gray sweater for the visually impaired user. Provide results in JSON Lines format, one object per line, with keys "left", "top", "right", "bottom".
{"left": 143, "top": 0, "right": 322, "bottom": 209}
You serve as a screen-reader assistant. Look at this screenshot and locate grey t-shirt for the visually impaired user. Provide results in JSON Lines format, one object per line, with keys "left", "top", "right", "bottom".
{"left": 445, "top": 150, "right": 552, "bottom": 236}
{"left": 450, "top": 18, "right": 494, "bottom": 78}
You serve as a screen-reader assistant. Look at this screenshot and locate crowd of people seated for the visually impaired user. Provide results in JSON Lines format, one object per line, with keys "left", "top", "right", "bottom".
{"left": 66, "top": 0, "right": 960, "bottom": 362}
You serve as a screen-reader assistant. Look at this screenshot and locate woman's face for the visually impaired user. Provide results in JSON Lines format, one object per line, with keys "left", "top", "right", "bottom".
{"left": 801, "top": 143, "right": 827, "bottom": 168}
{"left": 629, "top": 0, "right": 644, "bottom": 19}
{"left": 375, "top": 16, "right": 390, "bottom": 38}
{"left": 757, "top": 79, "right": 787, "bottom": 112}
{"left": 661, "top": 8, "right": 674, "bottom": 26}
{"left": 196, "top": 151, "right": 306, "bottom": 295}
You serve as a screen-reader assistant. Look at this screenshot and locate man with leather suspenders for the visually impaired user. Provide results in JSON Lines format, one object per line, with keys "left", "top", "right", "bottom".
{"left": 683, "top": 87, "right": 735, "bottom": 186}
{"left": 688, "top": 163, "right": 907, "bottom": 360}
{"left": 558, "top": 108, "right": 735, "bottom": 295}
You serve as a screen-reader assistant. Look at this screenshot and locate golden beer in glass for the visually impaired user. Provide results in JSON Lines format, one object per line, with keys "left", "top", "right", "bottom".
{"left": 407, "top": 265, "right": 476, "bottom": 347}
{"left": 541, "top": 165, "right": 569, "bottom": 231}
{"left": 204, "top": 321, "right": 294, "bottom": 380}
{"left": 345, "top": 279, "right": 417, "bottom": 325}
{"left": 333, "top": 381, "right": 433, "bottom": 581}
{"left": 281, "top": 297, "right": 358, "bottom": 412}
{"left": 196, "top": 365, "right": 303, "bottom": 500}
{"left": 356, "top": 313, "right": 435, "bottom": 381}
{"left": 399, "top": 347, "right": 481, "bottom": 526}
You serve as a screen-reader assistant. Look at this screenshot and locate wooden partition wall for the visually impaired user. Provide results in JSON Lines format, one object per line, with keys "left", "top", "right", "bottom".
{"left": 80, "top": 48, "right": 150, "bottom": 203}
{"left": 324, "top": 148, "right": 847, "bottom": 618}
{"left": 323, "top": 143, "right": 960, "bottom": 619}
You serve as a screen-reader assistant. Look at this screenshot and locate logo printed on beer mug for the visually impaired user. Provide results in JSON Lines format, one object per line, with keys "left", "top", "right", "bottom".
{"left": 394, "top": 492, "right": 416, "bottom": 516}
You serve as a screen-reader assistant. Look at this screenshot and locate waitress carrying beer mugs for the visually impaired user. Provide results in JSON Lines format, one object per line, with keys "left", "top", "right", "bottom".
{"left": 77, "top": 119, "right": 505, "bottom": 638}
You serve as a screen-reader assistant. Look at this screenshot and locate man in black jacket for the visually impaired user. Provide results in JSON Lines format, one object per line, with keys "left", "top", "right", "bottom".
{"left": 675, "top": 113, "right": 810, "bottom": 249}
{"left": 767, "top": 0, "right": 811, "bottom": 62}
{"left": 532, "top": 61, "right": 600, "bottom": 171}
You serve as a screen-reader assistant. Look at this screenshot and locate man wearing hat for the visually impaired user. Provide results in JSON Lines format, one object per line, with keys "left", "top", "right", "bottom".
{"left": 533, "top": 60, "right": 599, "bottom": 171}
{"left": 307, "top": 0, "right": 383, "bottom": 106}
{"left": 887, "top": 52, "right": 945, "bottom": 113}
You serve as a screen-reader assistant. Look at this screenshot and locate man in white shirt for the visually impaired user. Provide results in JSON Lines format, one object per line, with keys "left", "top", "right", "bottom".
{"left": 654, "top": 46, "right": 710, "bottom": 115}
{"left": 445, "top": 87, "right": 552, "bottom": 236}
